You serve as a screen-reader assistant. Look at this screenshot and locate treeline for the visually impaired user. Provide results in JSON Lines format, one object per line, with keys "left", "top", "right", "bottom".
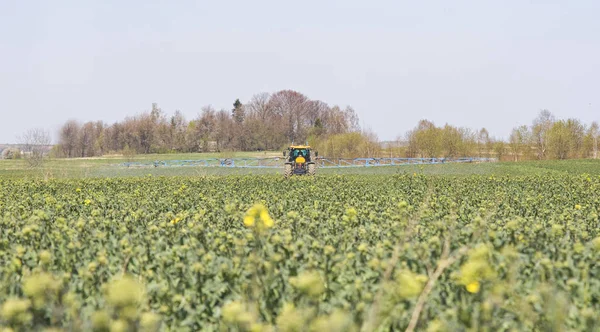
{"left": 55, "top": 90, "right": 361, "bottom": 157}
{"left": 54, "top": 90, "right": 599, "bottom": 161}
{"left": 404, "top": 110, "right": 599, "bottom": 160}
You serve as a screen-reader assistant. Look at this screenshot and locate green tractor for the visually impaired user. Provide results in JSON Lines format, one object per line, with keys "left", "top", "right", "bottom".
{"left": 283, "top": 145, "right": 317, "bottom": 178}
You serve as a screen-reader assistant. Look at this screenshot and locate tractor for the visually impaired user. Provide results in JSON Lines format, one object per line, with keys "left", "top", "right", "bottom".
{"left": 283, "top": 145, "right": 317, "bottom": 178}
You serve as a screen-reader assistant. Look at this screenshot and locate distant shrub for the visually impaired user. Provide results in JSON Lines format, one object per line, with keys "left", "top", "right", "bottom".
{"left": 122, "top": 145, "right": 137, "bottom": 162}
{"left": 1, "top": 148, "right": 21, "bottom": 160}
{"left": 48, "top": 145, "right": 65, "bottom": 158}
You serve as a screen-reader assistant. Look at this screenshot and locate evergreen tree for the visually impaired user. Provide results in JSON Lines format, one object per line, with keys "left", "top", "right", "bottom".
{"left": 232, "top": 99, "right": 245, "bottom": 123}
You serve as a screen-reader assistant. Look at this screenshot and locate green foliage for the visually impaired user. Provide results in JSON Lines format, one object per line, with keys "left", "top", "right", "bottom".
{"left": 0, "top": 173, "right": 599, "bottom": 331}
{"left": 406, "top": 120, "right": 477, "bottom": 158}
{"left": 310, "top": 132, "right": 379, "bottom": 158}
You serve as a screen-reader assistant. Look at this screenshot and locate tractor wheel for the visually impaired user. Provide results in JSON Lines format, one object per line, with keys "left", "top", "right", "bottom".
{"left": 284, "top": 164, "right": 292, "bottom": 178}
{"left": 308, "top": 163, "right": 316, "bottom": 176}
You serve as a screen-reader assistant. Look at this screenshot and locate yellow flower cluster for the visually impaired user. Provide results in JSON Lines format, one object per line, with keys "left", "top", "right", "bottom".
{"left": 243, "top": 204, "right": 274, "bottom": 230}
{"left": 457, "top": 245, "right": 496, "bottom": 294}
{"left": 22, "top": 272, "right": 62, "bottom": 309}
{"left": 105, "top": 275, "right": 145, "bottom": 310}
{"left": 1, "top": 298, "right": 31, "bottom": 325}
{"left": 466, "top": 281, "right": 480, "bottom": 293}
{"left": 221, "top": 300, "right": 266, "bottom": 332}
{"left": 290, "top": 271, "right": 325, "bottom": 298}
{"left": 394, "top": 270, "right": 428, "bottom": 299}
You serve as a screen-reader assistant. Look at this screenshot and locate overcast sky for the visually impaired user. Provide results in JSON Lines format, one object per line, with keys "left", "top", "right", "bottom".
{"left": 1, "top": 0, "right": 599, "bottom": 143}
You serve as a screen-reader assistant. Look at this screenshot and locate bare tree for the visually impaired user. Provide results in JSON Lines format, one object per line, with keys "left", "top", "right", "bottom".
{"left": 531, "top": 109, "right": 555, "bottom": 159}
{"left": 170, "top": 110, "right": 187, "bottom": 151}
{"left": 584, "top": 121, "right": 598, "bottom": 159}
{"left": 18, "top": 128, "right": 51, "bottom": 167}
{"left": 509, "top": 125, "right": 530, "bottom": 161}
{"left": 269, "top": 90, "right": 310, "bottom": 143}
{"left": 592, "top": 122, "right": 599, "bottom": 159}
{"left": 59, "top": 120, "right": 80, "bottom": 158}
{"left": 360, "top": 127, "right": 380, "bottom": 157}
{"left": 404, "top": 130, "right": 418, "bottom": 157}
{"left": 79, "top": 122, "right": 96, "bottom": 157}
{"left": 477, "top": 128, "right": 490, "bottom": 157}
{"left": 197, "top": 105, "right": 218, "bottom": 151}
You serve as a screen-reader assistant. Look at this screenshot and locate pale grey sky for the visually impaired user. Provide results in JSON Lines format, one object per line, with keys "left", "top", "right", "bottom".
{"left": 1, "top": 0, "right": 599, "bottom": 143}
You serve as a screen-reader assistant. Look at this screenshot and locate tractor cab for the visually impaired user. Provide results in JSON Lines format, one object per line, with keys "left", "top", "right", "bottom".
{"left": 290, "top": 148, "right": 308, "bottom": 159}
{"left": 283, "top": 145, "right": 317, "bottom": 177}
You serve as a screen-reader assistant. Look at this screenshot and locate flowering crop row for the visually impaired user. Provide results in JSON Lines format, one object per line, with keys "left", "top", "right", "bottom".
{"left": 0, "top": 174, "right": 599, "bottom": 331}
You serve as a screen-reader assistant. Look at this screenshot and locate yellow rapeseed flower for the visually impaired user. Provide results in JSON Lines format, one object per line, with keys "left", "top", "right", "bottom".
{"left": 466, "top": 281, "right": 480, "bottom": 293}
{"left": 222, "top": 301, "right": 254, "bottom": 328}
{"left": 106, "top": 275, "right": 145, "bottom": 308}
{"left": 1, "top": 298, "right": 31, "bottom": 325}
{"left": 91, "top": 310, "right": 111, "bottom": 331}
{"left": 39, "top": 250, "right": 52, "bottom": 265}
{"left": 243, "top": 204, "right": 274, "bottom": 230}
{"left": 591, "top": 237, "right": 600, "bottom": 252}
{"left": 140, "top": 312, "right": 161, "bottom": 331}
{"left": 276, "top": 303, "right": 311, "bottom": 332}
{"left": 243, "top": 215, "right": 255, "bottom": 227}
{"left": 458, "top": 245, "right": 496, "bottom": 287}
{"left": 22, "top": 273, "right": 59, "bottom": 297}
{"left": 111, "top": 319, "right": 128, "bottom": 332}
{"left": 394, "top": 270, "right": 427, "bottom": 299}
{"left": 260, "top": 210, "right": 274, "bottom": 228}
{"left": 290, "top": 271, "right": 325, "bottom": 298}
{"left": 575, "top": 204, "right": 582, "bottom": 210}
